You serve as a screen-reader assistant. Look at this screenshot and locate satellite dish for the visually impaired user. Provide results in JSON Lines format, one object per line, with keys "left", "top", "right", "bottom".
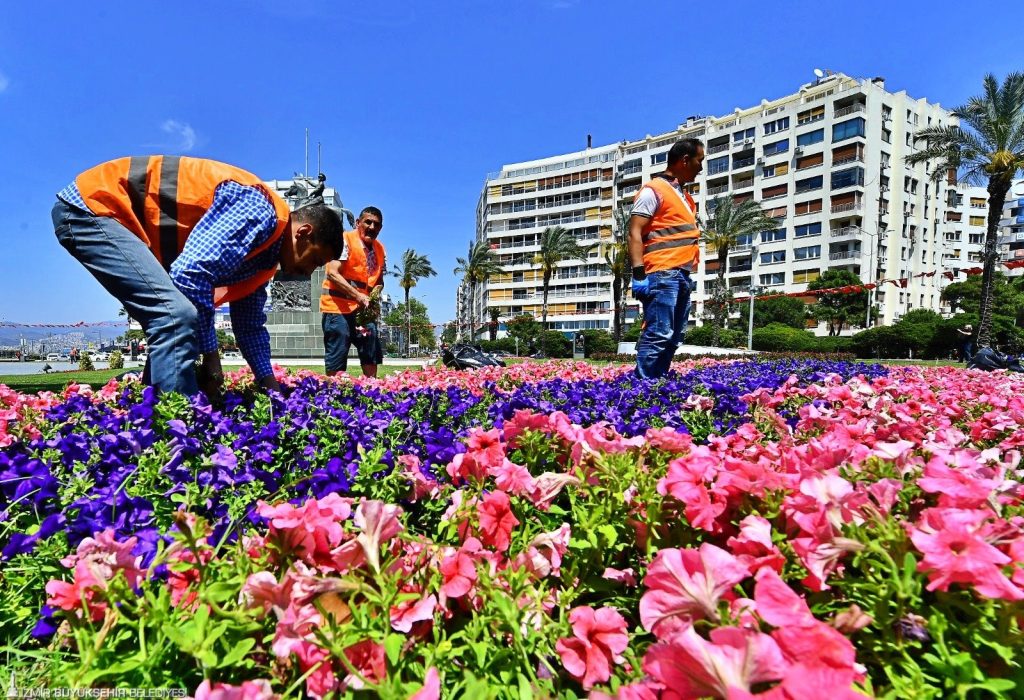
{"left": 813, "top": 68, "right": 825, "bottom": 78}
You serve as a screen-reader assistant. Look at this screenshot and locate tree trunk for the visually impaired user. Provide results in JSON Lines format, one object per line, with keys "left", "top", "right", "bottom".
{"left": 405, "top": 287, "right": 411, "bottom": 356}
{"left": 611, "top": 276, "right": 623, "bottom": 342}
{"left": 541, "top": 269, "right": 551, "bottom": 355}
{"left": 976, "top": 178, "right": 1011, "bottom": 349}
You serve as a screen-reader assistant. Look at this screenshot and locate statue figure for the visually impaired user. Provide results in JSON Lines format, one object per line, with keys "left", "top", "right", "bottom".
{"left": 269, "top": 276, "right": 313, "bottom": 311}
{"left": 306, "top": 173, "right": 326, "bottom": 205}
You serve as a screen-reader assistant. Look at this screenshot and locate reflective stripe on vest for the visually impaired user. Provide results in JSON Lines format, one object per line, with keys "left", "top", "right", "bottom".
{"left": 319, "top": 230, "right": 385, "bottom": 314}
{"left": 76, "top": 156, "right": 292, "bottom": 306}
{"left": 638, "top": 176, "right": 700, "bottom": 274}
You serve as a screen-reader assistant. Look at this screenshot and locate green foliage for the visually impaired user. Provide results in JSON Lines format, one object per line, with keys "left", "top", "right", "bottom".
{"left": 215, "top": 329, "right": 236, "bottom": 350}
{"left": 752, "top": 293, "right": 809, "bottom": 330}
{"left": 579, "top": 329, "right": 617, "bottom": 358}
{"left": 478, "top": 338, "right": 518, "bottom": 355}
{"left": 808, "top": 269, "right": 869, "bottom": 336}
{"left": 505, "top": 314, "right": 544, "bottom": 349}
{"left": 383, "top": 297, "right": 437, "bottom": 351}
{"left": 78, "top": 354, "right": 95, "bottom": 371}
{"left": 107, "top": 350, "right": 124, "bottom": 370}
{"left": 622, "top": 319, "right": 643, "bottom": 342}
{"left": 539, "top": 330, "right": 572, "bottom": 358}
{"left": 751, "top": 323, "right": 819, "bottom": 352}
{"left": 684, "top": 324, "right": 746, "bottom": 348}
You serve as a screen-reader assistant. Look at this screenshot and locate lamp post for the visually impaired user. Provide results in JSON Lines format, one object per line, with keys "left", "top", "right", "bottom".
{"left": 747, "top": 243, "right": 759, "bottom": 351}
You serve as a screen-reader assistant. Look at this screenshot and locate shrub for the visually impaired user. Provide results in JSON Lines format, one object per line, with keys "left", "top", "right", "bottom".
{"left": 539, "top": 330, "right": 572, "bottom": 358}
{"left": 78, "top": 354, "right": 95, "bottom": 371}
{"left": 107, "top": 351, "right": 124, "bottom": 370}
{"left": 684, "top": 324, "right": 746, "bottom": 348}
{"left": 579, "top": 329, "right": 617, "bottom": 358}
{"left": 751, "top": 323, "right": 818, "bottom": 352}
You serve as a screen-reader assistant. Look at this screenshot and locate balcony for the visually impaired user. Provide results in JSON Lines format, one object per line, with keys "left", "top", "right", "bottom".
{"left": 829, "top": 250, "right": 861, "bottom": 261}
{"left": 733, "top": 178, "right": 755, "bottom": 190}
{"left": 707, "top": 184, "right": 729, "bottom": 196}
{"left": 707, "top": 142, "right": 730, "bottom": 155}
{"left": 831, "top": 201, "right": 864, "bottom": 214}
{"left": 830, "top": 225, "right": 863, "bottom": 239}
{"left": 797, "top": 113, "right": 825, "bottom": 126}
{"left": 707, "top": 165, "right": 730, "bottom": 176}
{"left": 730, "top": 244, "right": 752, "bottom": 254}
{"left": 834, "top": 103, "right": 866, "bottom": 118}
{"left": 832, "top": 152, "right": 865, "bottom": 166}
{"left": 729, "top": 264, "right": 752, "bottom": 273}
{"left": 733, "top": 157, "right": 756, "bottom": 170}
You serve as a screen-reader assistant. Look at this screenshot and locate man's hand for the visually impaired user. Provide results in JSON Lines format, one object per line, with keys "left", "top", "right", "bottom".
{"left": 197, "top": 352, "right": 225, "bottom": 401}
{"left": 354, "top": 292, "right": 371, "bottom": 309}
{"left": 257, "top": 375, "right": 281, "bottom": 393}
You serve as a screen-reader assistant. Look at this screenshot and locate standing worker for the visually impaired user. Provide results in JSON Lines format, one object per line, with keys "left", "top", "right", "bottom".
{"left": 319, "top": 207, "right": 386, "bottom": 378}
{"left": 52, "top": 155, "right": 345, "bottom": 397}
{"left": 627, "top": 139, "right": 705, "bottom": 379}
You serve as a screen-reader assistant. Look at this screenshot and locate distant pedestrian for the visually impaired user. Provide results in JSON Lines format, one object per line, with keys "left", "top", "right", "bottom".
{"left": 53, "top": 156, "right": 345, "bottom": 397}
{"left": 628, "top": 139, "right": 705, "bottom": 378}
{"left": 956, "top": 323, "right": 975, "bottom": 363}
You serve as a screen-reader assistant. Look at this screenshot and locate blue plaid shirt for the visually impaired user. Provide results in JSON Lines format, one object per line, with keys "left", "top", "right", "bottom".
{"left": 59, "top": 181, "right": 282, "bottom": 380}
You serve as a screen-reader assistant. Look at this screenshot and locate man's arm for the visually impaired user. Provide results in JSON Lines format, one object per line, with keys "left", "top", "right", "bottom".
{"left": 229, "top": 288, "right": 279, "bottom": 391}
{"left": 169, "top": 182, "right": 279, "bottom": 394}
{"left": 324, "top": 260, "right": 370, "bottom": 309}
{"left": 628, "top": 214, "right": 648, "bottom": 271}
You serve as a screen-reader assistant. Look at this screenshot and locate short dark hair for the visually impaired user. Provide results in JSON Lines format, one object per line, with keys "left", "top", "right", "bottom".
{"left": 292, "top": 204, "right": 345, "bottom": 258}
{"left": 667, "top": 138, "right": 704, "bottom": 166}
{"left": 359, "top": 206, "right": 383, "bottom": 223}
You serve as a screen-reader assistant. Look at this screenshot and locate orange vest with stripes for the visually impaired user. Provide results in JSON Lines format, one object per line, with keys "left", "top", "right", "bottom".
{"left": 76, "top": 156, "right": 291, "bottom": 306}
{"left": 636, "top": 176, "right": 700, "bottom": 274}
{"left": 319, "top": 229, "right": 386, "bottom": 314}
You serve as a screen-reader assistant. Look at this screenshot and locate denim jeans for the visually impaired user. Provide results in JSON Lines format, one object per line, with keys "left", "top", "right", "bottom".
{"left": 322, "top": 313, "right": 383, "bottom": 372}
{"left": 635, "top": 268, "right": 693, "bottom": 379}
{"left": 51, "top": 199, "right": 200, "bottom": 395}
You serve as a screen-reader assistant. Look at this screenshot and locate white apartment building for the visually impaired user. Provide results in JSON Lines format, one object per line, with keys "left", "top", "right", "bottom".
{"left": 470, "top": 73, "right": 1018, "bottom": 336}
{"left": 998, "top": 180, "right": 1024, "bottom": 273}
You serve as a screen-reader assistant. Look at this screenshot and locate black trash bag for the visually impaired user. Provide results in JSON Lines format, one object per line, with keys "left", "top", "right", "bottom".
{"left": 968, "top": 347, "right": 1024, "bottom": 372}
{"left": 441, "top": 343, "right": 506, "bottom": 370}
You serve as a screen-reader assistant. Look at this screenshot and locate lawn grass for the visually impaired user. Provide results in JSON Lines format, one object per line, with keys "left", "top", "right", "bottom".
{"left": 0, "top": 364, "right": 422, "bottom": 395}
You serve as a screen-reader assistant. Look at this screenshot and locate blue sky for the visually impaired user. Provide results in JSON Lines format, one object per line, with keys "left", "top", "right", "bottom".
{"left": 0, "top": 0, "right": 1017, "bottom": 329}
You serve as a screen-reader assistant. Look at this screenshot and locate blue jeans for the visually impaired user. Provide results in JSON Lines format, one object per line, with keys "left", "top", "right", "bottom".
{"left": 322, "top": 313, "right": 383, "bottom": 372}
{"left": 635, "top": 268, "right": 693, "bottom": 379}
{"left": 51, "top": 199, "right": 200, "bottom": 395}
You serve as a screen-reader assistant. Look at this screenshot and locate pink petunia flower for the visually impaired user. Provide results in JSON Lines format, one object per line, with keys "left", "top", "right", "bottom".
{"left": 440, "top": 537, "right": 482, "bottom": 599}
{"left": 257, "top": 494, "right": 352, "bottom": 567}
{"left": 192, "top": 679, "right": 277, "bottom": 700}
{"left": 477, "top": 490, "right": 519, "bottom": 552}
{"left": 639, "top": 544, "right": 749, "bottom": 637}
{"left": 409, "top": 667, "right": 440, "bottom": 700}
{"left": 555, "top": 606, "right": 629, "bottom": 690}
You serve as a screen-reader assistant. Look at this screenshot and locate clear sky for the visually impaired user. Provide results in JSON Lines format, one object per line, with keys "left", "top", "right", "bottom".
{"left": 0, "top": 0, "right": 1017, "bottom": 328}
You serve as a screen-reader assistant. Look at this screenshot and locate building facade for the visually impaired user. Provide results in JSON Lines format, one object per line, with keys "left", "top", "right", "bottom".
{"left": 470, "top": 73, "right": 1018, "bottom": 337}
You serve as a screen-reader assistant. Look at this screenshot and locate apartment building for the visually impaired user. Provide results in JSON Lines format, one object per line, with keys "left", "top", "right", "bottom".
{"left": 474, "top": 144, "right": 619, "bottom": 335}
{"left": 471, "top": 73, "right": 1011, "bottom": 336}
{"left": 998, "top": 180, "right": 1024, "bottom": 273}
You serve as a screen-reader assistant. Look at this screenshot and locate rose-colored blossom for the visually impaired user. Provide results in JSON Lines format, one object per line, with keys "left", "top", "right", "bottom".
{"left": 409, "top": 667, "right": 440, "bottom": 700}
{"left": 555, "top": 606, "right": 629, "bottom": 690}
{"left": 193, "top": 679, "right": 277, "bottom": 700}
{"left": 477, "top": 490, "right": 519, "bottom": 552}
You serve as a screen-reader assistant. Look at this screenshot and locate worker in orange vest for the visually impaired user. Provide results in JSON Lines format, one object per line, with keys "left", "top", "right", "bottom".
{"left": 628, "top": 138, "right": 705, "bottom": 378}
{"left": 52, "top": 156, "right": 345, "bottom": 396}
{"left": 319, "top": 207, "right": 386, "bottom": 377}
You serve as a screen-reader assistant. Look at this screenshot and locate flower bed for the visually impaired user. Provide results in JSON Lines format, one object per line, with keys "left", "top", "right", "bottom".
{"left": 1, "top": 359, "right": 1022, "bottom": 698}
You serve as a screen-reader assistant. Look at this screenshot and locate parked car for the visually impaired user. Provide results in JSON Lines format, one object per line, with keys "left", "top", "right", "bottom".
{"left": 222, "top": 350, "right": 242, "bottom": 359}
{"left": 46, "top": 353, "right": 61, "bottom": 362}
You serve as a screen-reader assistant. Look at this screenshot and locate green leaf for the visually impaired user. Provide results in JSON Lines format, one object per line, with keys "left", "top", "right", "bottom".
{"left": 517, "top": 672, "right": 533, "bottom": 700}
{"left": 385, "top": 633, "right": 405, "bottom": 666}
{"left": 217, "top": 638, "right": 256, "bottom": 668}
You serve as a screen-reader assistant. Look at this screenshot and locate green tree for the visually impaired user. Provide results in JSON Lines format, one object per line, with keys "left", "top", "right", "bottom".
{"left": 807, "top": 269, "right": 869, "bottom": 336}
{"left": 579, "top": 329, "right": 617, "bottom": 358}
{"left": 440, "top": 322, "right": 458, "bottom": 345}
{"left": 391, "top": 248, "right": 437, "bottom": 355}
{"left": 216, "top": 329, "right": 236, "bottom": 350}
{"left": 383, "top": 298, "right": 437, "bottom": 352}
{"left": 751, "top": 323, "right": 818, "bottom": 352}
{"left": 703, "top": 195, "right": 780, "bottom": 344}
{"left": 454, "top": 241, "right": 504, "bottom": 341}
{"left": 505, "top": 314, "right": 543, "bottom": 353}
{"left": 751, "top": 293, "right": 809, "bottom": 330}
{"left": 534, "top": 226, "right": 593, "bottom": 353}
{"left": 905, "top": 72, "right": 1024, "bottom": 349}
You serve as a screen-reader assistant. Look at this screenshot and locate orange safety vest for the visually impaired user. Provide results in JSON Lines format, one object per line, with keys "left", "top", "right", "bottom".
{"left": 636, "top": 175, "right": 700, "bottom": 274}
{"left": 319, "top": 229, "right": 386, "bottom": 314}
{"left": 76, "top": 156, "right": 292, "bottom": 306}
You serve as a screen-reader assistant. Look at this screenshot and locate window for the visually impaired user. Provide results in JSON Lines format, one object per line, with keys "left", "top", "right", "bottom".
{"left": 762, "top": 183, "right": 788, "bottom": 200}
{"left": 831, "top": 167, "right": 865, "bottom": 189}
{"left": 763, "top": 117, "right": 790, "bottom": 135}
{"left": 881, "top": 128, "right": 892, "bottom": 144}
{"left": 760, "top": 272, "right": 785, "bottom": 286}
{"left": 736, "top": 233, "right": 753, "bottom": 247}
{"left": 798, "top": 106, "right": 825, "bottom": 125}
{"left": 795, "top": 222, "right": 823, "bottom": 237}
{"left": 797, "top": 129, "right": 824, "bottom": 147}
{"left": 969, "top": 233, "right": 983, "bottom": 244}
{"left": 794, "top": 245, "right": 821, "bottom": 260}
{"left": 969, "top": 216, "right": 985, "bottom": 226}
{"left": 707, "top": 156, "right": 729, "bottom": 175}
{"left": 760, "top": 250, "right": 786, "bottom": 264}
{"left": 832, "top": 118, "right": 866, "bottom": 141}
{"left": 793, "top": 268, "right": 821, "bottom": 284}
{"left": 763, "top": 162, "right": 789, "bottom": 177}
{"left": 796, "top": 175, "right": 824, "bottom": 193}
{"left": 733, "top": 127, "right": 755, "bottom": 143}
{"left": 760, "top": 228, "right": 786, "bottom": 243}
{"left": 650, "top": 152, "right": 667, "bottom": 165}
{"left": 763, "top": 139, "right": 789, "bottom": 156}
{"left": 796, "top": 153, "right": 824, "bottom": 170}
{"left": 794, "top": 199, "right": 822, "bottom": 216}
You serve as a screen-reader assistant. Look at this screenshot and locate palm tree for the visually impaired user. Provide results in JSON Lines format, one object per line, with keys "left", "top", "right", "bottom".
{"left": 606, "top": 206, "right": 633, "bottom": 342}
{"left": 703, "top": 195, "right": 780, "bottom": 345}
{"left": 534, "top": 226, "right": 594, "bottom": 353}
{"left": 454, "top": 240, "right": 505, "bottom": 341}
{"left": 487, "top": 307, "right": 501, "bottom": 341}
{"left": 906, "top": 72, "right": 1024, "bottom": 349}
{"left": 391, "top": 249, "right": 437, "bottom": 355}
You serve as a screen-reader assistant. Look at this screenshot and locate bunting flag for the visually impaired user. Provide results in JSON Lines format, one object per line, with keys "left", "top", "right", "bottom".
{"left": 0, "top": 320, "right": 130, "bottom": 329}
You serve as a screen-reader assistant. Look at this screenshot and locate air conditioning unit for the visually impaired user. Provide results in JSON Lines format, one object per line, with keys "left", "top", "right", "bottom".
{"left": 793, "top": 147, "right": 803, "bottom": 155}
{"left": 743, "top": 139, "right": 754, "bottom": 147}
{"left": 756, "top": 157, "right": 765, "bottom": 165}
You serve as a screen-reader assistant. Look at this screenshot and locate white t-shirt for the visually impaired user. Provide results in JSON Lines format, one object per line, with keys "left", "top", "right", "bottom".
{"left": 630, "top": 178, "right": 693, "bottom": 219}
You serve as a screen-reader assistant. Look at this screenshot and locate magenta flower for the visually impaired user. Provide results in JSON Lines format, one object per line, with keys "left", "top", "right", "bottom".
{"left": 193, "top": 679, "right": 277, "bottom": 700}
{"left": 640, "top": 544, "right": 749, "bottom": 637}
{"left": 555, "top": 606, "right": 629, "bottom": 690}
{"left": 477, "top": 490, "right": 519, "bottom": 552}
{"left": 258, "top": 494, "right": 352, "bottom": 566}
